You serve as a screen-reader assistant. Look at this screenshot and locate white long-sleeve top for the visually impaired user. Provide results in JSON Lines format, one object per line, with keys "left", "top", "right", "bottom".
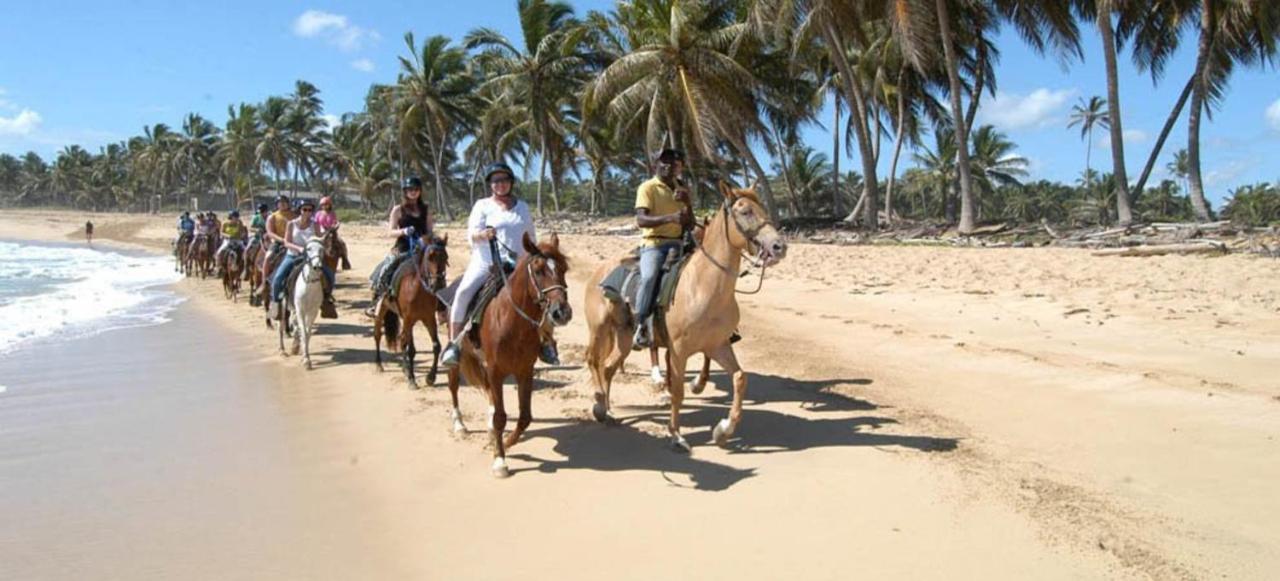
{"left": 465, "top": 196, "right": 536, "bottom": 272}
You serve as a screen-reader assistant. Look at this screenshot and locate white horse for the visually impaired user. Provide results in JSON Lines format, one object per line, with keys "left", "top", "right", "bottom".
{"left": 280, "top": 238, "right": 327, "bottom": 369}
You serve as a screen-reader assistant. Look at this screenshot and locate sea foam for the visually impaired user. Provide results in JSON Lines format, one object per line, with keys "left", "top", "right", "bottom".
{"left": 0, "top": 241, "right": 184, "bottom": 355}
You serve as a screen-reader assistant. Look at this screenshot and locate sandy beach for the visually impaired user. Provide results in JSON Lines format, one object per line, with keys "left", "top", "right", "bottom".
{"left": 1, "top": 208, "right": 1277, "bottom": 580}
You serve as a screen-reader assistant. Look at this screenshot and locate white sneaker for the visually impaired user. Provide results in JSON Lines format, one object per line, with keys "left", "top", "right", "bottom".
{"left": 650, "top": 366, "right": 666, "bottom": 386}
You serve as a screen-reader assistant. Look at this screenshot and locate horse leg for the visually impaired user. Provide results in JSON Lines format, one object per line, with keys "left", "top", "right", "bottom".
{"left": 707, "top": 344, "right": 746, "bottom": 447}
{"left": 448, "top": 369, "right": 466, "bottom": 434}
{"left": 298, "top": 301, "right": 312, "bottom": 369}
{"left": 503, "top": 371, "right": 534, "bottom": 450}
{"left": 691, "top": 354, "right": 712, "bottom": 395}
{"left": 590, "top": 322, "right": 631, "bottom": 425}
{"left": 487, "top": 376, "right": 511, "bottom": 478}
{"left": 401, "top": 317, "right": 418, "bottom": 389}
{"left": 290, "top": 302, "right": 301, "bottom": 356}
{"left": 665, "top": 349, "right": 691, "bottom": 452}
{"left": 424, "top": 316, "right": 441, "bottom": 386}
{"left": 277, "top": 299, "right": 287, "bottom": 354}
{"left": 373, "top": 309, "right": 385, "bottom": 372}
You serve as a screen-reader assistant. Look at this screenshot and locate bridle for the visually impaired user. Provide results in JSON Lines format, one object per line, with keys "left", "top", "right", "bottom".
{"left": 415, "top": 238, "right": 449, "bottom": 297}
{"left": 706, "top": 192, "right": 774, "bottom": 294}
{"left": 302, "top": 240, "right": 325, "bottom": 284}
{"left": 493, "top": 239, "right": 568, "bottom": 330}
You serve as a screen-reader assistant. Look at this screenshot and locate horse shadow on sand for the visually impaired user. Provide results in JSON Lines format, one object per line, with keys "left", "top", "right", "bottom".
{"left": 506, "top": 371, "right": 958, "bottom": 491}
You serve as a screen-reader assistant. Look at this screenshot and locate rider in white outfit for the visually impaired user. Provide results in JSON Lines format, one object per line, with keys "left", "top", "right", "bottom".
{"left": 440, "top": 162, "right": 557, "bottom": 367}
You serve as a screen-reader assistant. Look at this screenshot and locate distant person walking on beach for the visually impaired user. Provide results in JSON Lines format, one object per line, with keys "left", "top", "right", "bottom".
{"left": 85, "top": 221, "right": 94, "bottom": 245}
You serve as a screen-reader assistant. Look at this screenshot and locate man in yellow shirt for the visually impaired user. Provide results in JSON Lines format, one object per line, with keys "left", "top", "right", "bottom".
{"left": 258, "top": 195, "right": 295, "bottom": 296}
{"left": 214, "top": 210, "right": 248, "bottom": 275}
{"left": 633, "top": 148, "right": 692, "bottom": 349}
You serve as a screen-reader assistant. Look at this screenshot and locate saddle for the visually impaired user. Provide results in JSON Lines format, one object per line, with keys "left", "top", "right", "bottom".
{"left": 599, "top": 247, "right": 692, "bottom": 323}
{"left": 436, "top": 268, "right": 509, "bottom": 341}
{"left": 281, "top": 258, "right": 308, "bottom": 299}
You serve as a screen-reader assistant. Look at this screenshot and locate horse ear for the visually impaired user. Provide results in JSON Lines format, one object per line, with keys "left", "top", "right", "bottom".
{"left": 749, "top": 178, "right": 760, "bottom": 192}
{"left": 522, "top": 231, "right": 538, "bottom": 255}
{"left": 439, "top": 233, "right": 448, "bottom": 245}
{"left": 718, "top": 180, "right": 737, "bottom": 202}
{"left": 548, "top": 232, "right": 560, "bottom": 250}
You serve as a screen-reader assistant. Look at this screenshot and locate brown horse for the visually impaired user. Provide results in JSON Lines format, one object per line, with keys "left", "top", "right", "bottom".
{"left": 174, "top": 233, "right": 192, "bottom": 274}
{"left": 259, "top": 242, "right": 287, "bottom": 327}
{"left": 374, "top": 235, "right": 449, "bottom": 389}
{"left": 189, "top": 234, "right": 213, "bottom": 279}
{"left": 584, "top": 182, "right": 786, "bottom": 451}
{"left": 447, "top": 233, "right": 571, "bottom": 478}
{"left": 245, "top": 239, "right": 266, "bottom": 307}
{"left": 221, "top": 243, "right": 244, "bottom": 301}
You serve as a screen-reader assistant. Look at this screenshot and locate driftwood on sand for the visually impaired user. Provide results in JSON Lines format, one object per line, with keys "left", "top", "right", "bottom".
{"left": 1091, "top": 241, "right": 1228, "bottom": 257}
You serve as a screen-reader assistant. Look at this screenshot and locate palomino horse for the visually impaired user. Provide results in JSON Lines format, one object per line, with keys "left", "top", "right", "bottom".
{"left": 584, "top": 182, "right": 787, "bottom": 451}
{"left": 221, "top": 242, "right": 244, "bottom": 301}
{"left": 279, "top": 238, "right": 326, "bottom": 369}
{"left": 374, "top": 235, "right": 449, "bottom": 389}
{"left": 447, "top": 233, "right": 572, "bottom": 478}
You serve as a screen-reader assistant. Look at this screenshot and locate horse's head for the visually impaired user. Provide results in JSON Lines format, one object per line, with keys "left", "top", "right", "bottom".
{"left": 719, "top": 180, "right": 787, "bottom": 266}
{"left": 304, "top": 238, "right": 325, "bottom": 270}
{"left": 419, "top": 234, "right": 449, "bottom": 291}
{"left": 320, "top": 226, "right": 341, "bottom": 259}
{"left": 521, "top": 231, "right": 572, "bottom": 327}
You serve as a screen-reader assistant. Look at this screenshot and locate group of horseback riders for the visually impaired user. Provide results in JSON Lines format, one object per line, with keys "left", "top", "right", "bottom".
{"left": 169, "top": 147, "right": 698, "bottom": 374}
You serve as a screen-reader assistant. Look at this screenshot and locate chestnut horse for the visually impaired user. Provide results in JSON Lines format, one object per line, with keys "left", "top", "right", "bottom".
{"left": 189, "top": 234, "right": 213, "bottom": 279}
{"left": 447, "top": 233, "right": 572, "bottom": 478}
{"left": 374, "top": 235, "right": 450, "bottom": 389}
{"left": 584, "top": 182, "right": 787, "bottom": 451}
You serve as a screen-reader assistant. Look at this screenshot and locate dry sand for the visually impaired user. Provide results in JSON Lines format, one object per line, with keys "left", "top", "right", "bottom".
{"left": 2, "top": 208, "right": 1278, "bottom": 580}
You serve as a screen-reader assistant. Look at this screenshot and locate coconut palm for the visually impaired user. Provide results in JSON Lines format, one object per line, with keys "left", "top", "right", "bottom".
{"left": 173, "top": 113, "right": 221, "bottom": 203}
{"left": 397, "top": 33, "right": 477, "bottom": 220}
{"left": 219, "top": 103, "right": 262, "bottom": 208}
{"left": 1067, "top": 96, "right": 1109, "bottom": 198}
{"left": 1166, "top": 148, "right": 1190, "bottom": 195}
{"left": 466, "top": 0, "right": 586, "bottom": 215}
{"left": 1185, "top": 0, "right": 1280, "bottom": 222}
{"left": 256, "top": 97, "right": 294, "bottom": 198}
{"left": 589, "top": 0, "right": 780, "bottom": 216}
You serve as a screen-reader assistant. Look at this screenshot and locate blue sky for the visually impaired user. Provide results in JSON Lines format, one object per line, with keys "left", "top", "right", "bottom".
{"left": 2, "top": 1, "right": 1277, "bottom": 206}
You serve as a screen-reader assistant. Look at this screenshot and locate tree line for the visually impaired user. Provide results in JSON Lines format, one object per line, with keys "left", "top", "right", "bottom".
{"left": 1, "top": 0, "right": 1277, "bottom": 229}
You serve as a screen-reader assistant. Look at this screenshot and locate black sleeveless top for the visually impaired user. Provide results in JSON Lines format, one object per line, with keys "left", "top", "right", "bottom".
{"left": 394, "top": 201, "right": 430, "bottom": 253}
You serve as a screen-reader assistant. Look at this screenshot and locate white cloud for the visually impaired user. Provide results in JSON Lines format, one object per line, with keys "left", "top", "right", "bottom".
{"left": 321, "top": 114, "right": 341, "bottom": 130}
{"left": 0, "top": 109, "right": 42, "bottom": 136}
{"left": 1098, "top": 128, "right": 1149, "bottom": 149}
{"left": 1266, "top": 98, "right": 1280, "bottom": 132}
{"left": 978, "top": 88, "right": 1077, "bottom": 131}
{"left": 351, "top": 58, "right": 375, "bottom": 72}
{"left": 1205, "top": 157, "right": 1259, "bottom": 189}
{"left": 292, "top": 10, "right": 378, "bottom": 52}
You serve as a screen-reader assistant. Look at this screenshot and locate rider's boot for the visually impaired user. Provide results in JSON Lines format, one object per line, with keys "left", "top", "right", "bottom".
{"left": 632, "top": 319, "right": 652, "bottom": 351}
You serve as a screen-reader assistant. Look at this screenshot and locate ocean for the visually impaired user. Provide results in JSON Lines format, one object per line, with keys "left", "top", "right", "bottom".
{"left": 0, "top": 239, "right": 184, "bottom": 362}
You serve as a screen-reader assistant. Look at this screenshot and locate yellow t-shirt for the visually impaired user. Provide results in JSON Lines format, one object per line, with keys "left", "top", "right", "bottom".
{"left": 268, "top": 210, "right": 295, "bottom": 238}
{"left": 635, "top": 176, "right": 682, "bottom": 246}
{"left": 222, "top": 221, "right": 245, "bottom": 239}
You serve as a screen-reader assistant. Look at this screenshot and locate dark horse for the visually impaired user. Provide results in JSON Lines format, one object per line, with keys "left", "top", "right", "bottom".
{"left": 447, "top": 232, "right": 571, "bottom": 478}
{"left": 374, "top": 235, "right": 450, "bottom": 389}
{"left": 221, "top": 243, "right": 244, "bottom": 301}
{"left": 189, "top": 234, "right": 213, "bottom": 279}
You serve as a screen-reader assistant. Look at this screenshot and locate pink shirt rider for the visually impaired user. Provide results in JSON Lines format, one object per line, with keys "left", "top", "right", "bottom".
{"left": 314, "top": 209, "right": 338, "bottom": 232}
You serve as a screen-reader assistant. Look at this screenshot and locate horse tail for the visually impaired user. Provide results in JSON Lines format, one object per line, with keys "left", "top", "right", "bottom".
{"left": 383, "top": 310, "right": 401, "bottom": 352}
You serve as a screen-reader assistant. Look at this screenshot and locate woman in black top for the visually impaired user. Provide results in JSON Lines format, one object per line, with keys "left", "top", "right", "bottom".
{"left": 369, "top": 177, "right": 434, "bottom": 313}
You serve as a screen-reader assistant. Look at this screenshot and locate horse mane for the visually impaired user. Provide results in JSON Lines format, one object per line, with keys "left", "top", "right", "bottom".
{"left": 529, "top": 239, "right": 570, "bottom": 272}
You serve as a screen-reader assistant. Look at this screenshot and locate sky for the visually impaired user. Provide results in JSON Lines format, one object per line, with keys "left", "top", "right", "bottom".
{"left": 2, "top": 1, "right": 1278, "bottom": 206}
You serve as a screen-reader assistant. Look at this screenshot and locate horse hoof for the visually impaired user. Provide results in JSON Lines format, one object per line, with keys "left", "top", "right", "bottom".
{"left": 491, "top": 459, "right": 510, "bottom": 479}
{"left": 713, "top": 419, "right": 732, "bottom": 447}
{"left": 304, "top": 359, "right": 312, "bottom": 371}
{"left": 406, "top": 379, "right": 419, "bottom": 391}
{"left": 591, "top": 403, "right": 617, "bottom": 425}
{"left": 691, "top": 379, "right": 708, "bottom": 395}
{"left": 671, "top": 436, "right": 691, "bottom": 453}
{"left": 426, "top": 372, "right": 437, "bottom": 386}
{"left": 657, "top": 392, "right": 672, "bottom": 406}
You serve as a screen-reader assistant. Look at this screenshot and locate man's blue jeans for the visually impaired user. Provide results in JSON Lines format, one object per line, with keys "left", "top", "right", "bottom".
{"left": 634, "top": 241, "right": 681, "bottom": 323}
{"left": 272, "top": 253, "right": 334, "bottom": 303}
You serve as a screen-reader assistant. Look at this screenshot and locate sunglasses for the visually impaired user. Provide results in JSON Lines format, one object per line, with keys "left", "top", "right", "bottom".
{"left": 301, "top": 207, "right": 315, "bottom": 212}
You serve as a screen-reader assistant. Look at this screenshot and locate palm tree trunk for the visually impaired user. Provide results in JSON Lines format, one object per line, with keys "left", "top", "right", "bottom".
{"left": 1098, "top": 10, "right": 1134, "bottom": 225}
{"left": 823, "top": 23, "right": 878, "bottom": 229}
{"left": 433, "top": 137, "right": 453, "bottom": 221}
{"left": 965, "top": 43, "right": 986, "bottom": 131}
{"left": 885, "top": 68, "right": 907, "bottom": 227}
{"left": 536, "top": 136, "right": 548, "bottom": 217}
{"left": 1186, "top": 0, "right": 1214, "bottom": 223}
{"left": 831, "top": 88, "right": 841, "bottom": 215}
{"left": 936, "top": 0, "right": 977, "bottom": 234}
{"left": 1132, "top": 74, "right": 1194, "bottom": 197}
{"left": 771, "top": 129, "right": 801, "bottom": 217}
{"left": 1085, "top": 129, "right": 1093, "bottom": 196}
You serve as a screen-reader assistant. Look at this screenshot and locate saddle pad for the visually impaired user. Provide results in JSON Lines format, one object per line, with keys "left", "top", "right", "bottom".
{"left": 598, "top": 252, "right": 690, "bottom": 313}
{"left": 436, "top": 273, "right": 504, "bottom": 329}
{"left": 282, "top": 260, "right": 306, "bottom": 298}
{"left": 387, "top": 259, "right": 417, "bottom": 299}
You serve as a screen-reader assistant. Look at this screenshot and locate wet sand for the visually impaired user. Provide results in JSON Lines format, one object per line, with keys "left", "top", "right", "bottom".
{"left": 0, "top": 307, "right": 412, "bottom": 580}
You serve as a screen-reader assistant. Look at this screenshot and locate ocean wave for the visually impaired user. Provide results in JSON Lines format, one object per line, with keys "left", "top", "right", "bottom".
{"left": 0, "top": 241, "right": 184, "bottom": 355}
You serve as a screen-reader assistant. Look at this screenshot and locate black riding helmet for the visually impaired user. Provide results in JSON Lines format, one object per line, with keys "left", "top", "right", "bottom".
{"left": 276, "top": 194, "right": 290, "bottom": 206}
{"left": 484, "top": 162, "right": 515, "bottom": 184}
{"left": 229, "top": 210, "right": 240, "bottom": 218}
{"left": 656, "top": 148, "right": 685, "bottom": 163}
{"left": 257, "top": 203, "right": 269, "bottom": 212}
{"left": 401, "top": 176, "right": 423, "bottom": 190}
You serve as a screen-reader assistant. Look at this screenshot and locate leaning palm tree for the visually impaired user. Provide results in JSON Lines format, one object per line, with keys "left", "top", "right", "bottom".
{"left": 256, "top": 97, "right": 294, "bottom": 198}
{"left": 466, "top": 0, "right": 585, "bottom": 215}
{"left": 219, "top": 103, "right": 262, "bottom": 208}
{"left": 1185, "top": 0, "right": 1280, "bottom": 222}
{"left": 968, "top": 124, "right": 1029, "bottom": 202}
{"left": 1067, "top": 96, "right": 1109, "bottom": 199}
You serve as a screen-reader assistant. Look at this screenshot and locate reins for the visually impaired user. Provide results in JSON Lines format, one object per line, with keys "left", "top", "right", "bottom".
{"left": 492, "top": 239, "right": 566, "bottom": 330}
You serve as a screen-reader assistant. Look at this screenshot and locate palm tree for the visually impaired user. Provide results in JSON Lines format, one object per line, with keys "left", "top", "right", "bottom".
{"left": 1186, "top": 0, "right": 1280, "bottom": 222}
{"left": 1091, "top": 1, "right": 1136, "bottom": 225}
{"left": 590, "top": 0, "right": 779, "bottom": 217}
{"left": 219, "top": 103, "right": 262, "bottom": 208}
{"left": 467, "top": 0, "right": 585, "bottom": 215}
{"left": 968, "top": 125, "right": 1028, "bottom": 198}
{"left": 1067, "top": 96, "right": 1109, "bottom": 199}
{"left": 256, "top": 97, "right": 294, "bottom": 198}
{"left": 1166, "top": 148, "right": 1190, "bottom": 195}
{"left": 398, "top": 33, "right": 477, "bottom": 220}
{"left": 174, "top": 113, "right": 220, "bottom": 204}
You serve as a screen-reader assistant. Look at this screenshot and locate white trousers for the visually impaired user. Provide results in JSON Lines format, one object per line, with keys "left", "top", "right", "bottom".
{"left": 450, "top": 262, "right": 492, "bottom": 327}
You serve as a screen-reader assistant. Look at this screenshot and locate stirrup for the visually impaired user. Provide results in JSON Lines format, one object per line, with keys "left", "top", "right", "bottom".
{"left": 632, "top": 325, "right": 651, "bottom": 351}
{"left": 538, "top": 342, "right": 560, "bottom": 366}
{"left": 440, "top": 342, "right": 461, "bottom": 368}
